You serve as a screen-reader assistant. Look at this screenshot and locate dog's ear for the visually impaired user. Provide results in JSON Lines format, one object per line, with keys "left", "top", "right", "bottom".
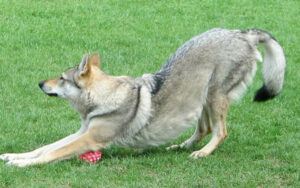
{"left": 88, "top": 53, "right": 100, "bottom": 68}
{"left": 78, "top": 53, "right": 89, "bottom": 76}
{"left": 78, "top": 53, "right": 100, "bottom": 76}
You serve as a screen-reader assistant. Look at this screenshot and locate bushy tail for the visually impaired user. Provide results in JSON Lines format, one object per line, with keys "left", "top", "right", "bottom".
{"left": 249, "top": 29, "right": 286, "bottom": 102}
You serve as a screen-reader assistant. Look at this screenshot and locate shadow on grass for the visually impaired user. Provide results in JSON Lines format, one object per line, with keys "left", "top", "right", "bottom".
{"left": 101, "top": 143, "right": 204, "bottom": 160}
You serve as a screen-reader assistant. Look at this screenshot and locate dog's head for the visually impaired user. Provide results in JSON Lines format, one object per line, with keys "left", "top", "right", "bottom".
{"left": 39, "top": 53, "right": 102, "bottom": 100}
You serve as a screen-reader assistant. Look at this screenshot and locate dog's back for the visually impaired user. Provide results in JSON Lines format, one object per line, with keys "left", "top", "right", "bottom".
{"left": 135, "top": 28, "right": 285, "bottom": 151}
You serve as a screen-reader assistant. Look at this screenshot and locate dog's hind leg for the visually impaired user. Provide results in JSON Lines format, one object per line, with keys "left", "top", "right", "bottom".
{"left": 166, "top": 107, "right": 212, "bottom": 151}
{"left": 190, "top": 95, "right": 229, "bottom": 158}
{"left": 180, "top": 107, "right": 212, "bottom": 149}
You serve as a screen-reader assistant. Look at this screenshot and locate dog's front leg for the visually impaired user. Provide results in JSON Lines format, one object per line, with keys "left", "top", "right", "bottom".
{"left": 6, "top": 130, "right": 106, "bottom": 167}
{"left": 0, "top": 126, "right": 87, "bottom": 161}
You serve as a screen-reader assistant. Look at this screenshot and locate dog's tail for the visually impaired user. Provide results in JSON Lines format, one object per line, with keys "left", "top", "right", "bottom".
{"left": 247, "top": 29, "right": 286, "bottom": 102}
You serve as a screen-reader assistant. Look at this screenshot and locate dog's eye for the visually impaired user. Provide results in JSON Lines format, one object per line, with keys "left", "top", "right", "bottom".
{"left": 60, "top": 76, "right": 64, "bottom": 80}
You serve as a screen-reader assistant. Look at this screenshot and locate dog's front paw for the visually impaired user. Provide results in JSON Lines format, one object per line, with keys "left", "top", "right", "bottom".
{"left": 0, "top": 153, "right": 13, "bottom": 161}
{"left": 0, "top": 154, "right": 5, "bottom": 160}
{"left": 6, "top": 159, "right": 33, "bottom": 167}
{"left": 0, "top": 153, "right": 22, "bottom": 161}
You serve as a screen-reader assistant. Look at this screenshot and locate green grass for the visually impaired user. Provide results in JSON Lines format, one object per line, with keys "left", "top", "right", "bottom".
{"left": 0, "top": 0, "right": 299, "bottom": 187}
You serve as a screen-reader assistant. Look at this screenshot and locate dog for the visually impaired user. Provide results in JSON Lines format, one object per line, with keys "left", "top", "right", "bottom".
{"left": 0, "top": 28, "right": 286, "bottom": 167}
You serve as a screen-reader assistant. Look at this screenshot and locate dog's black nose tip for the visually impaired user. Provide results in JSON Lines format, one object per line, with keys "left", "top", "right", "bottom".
{"left": 38, "top": 81, "right": 44, "bottom": 88}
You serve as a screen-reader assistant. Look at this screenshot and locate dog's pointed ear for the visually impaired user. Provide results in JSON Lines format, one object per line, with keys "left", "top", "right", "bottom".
{"left": 78, "top": 54, "right": 89, "bottom": 75}
{"left": 78, "top": 53, "right": 101, "bottom": 76}
{"left": 89, "top": 53, "right": 100, "bottom": 68}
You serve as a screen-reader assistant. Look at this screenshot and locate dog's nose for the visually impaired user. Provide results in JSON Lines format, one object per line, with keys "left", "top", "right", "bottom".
{"left": 38, "top": 81, "right": 45, "bottom": 88}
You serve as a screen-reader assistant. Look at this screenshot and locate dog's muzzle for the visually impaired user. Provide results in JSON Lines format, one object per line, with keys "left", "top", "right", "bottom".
{"left": 38, "top": 81, "right": 58, "bottom": 97}
{"left": 38, "top": 81, "right": 44, "bottom": 89}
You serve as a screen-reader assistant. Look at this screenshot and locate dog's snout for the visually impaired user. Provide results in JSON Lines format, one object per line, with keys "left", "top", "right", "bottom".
{"left": 38, "top": 81, "right": 45, "bottom": 89}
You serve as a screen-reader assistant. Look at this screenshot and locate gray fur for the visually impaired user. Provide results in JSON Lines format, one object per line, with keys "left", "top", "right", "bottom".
{"left": 129, "top": 28, "right": 285, "bottom": 148}
{"left": 0, "top": 28, "right": 286, "bottom": 166}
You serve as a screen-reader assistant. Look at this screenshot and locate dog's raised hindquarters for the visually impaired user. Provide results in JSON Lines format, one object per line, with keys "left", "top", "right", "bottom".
{"left": 0, "top": 28, "right": 286, "bottom": 166}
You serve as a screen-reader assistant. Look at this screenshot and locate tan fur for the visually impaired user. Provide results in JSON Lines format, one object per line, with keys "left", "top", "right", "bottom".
{"left": 190, "top": 96, "right": 229, "bottom": 157}
{"left": 77, "top": 54, "right": 104, "bottom": 88}
{"left": 45, "top": 78, "right": 59, "bottom": 87}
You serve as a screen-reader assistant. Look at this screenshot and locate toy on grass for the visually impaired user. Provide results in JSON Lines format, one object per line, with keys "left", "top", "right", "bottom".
{"left": 78, "top": 150, "right": 102, "bottom": 164}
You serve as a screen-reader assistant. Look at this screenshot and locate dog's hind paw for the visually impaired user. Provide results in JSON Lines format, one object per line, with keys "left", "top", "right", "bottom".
{"left": 166, "top": 145, "right": 180, "bottom": 151}
{"left": 166, "top": 140, "right": 193, "bottom": 151}
{"left": 189, "top": 150, "right": 209, "bottom": 158}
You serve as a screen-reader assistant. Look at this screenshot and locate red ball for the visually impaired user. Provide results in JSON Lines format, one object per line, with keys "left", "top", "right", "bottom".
{"left": 78, "top": 150, "right": 102, "bottom": 164}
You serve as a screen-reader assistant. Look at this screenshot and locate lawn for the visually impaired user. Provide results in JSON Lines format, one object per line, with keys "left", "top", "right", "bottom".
{"left": 0, "top": 0, "right": 299, "bottom": 187}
